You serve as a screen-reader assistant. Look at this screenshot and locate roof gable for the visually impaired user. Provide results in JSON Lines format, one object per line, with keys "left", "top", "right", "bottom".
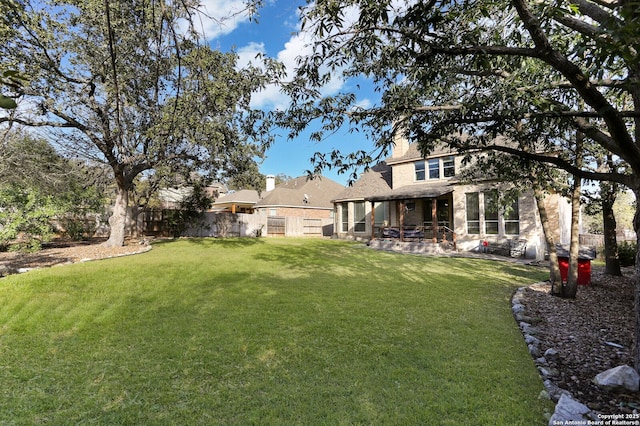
{"left": 333, "top": 163, "right": 392, "bottom": 202}
{"left": 255, "top": 175, "right": 345, "bottom": 209}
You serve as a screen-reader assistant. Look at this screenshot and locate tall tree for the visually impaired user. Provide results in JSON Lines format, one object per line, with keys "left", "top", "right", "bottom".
{"left": 0, "top": 130, "right": 107, "bottom": 248}
{"left": 277, "top": 0, "right": 640, "bottom": 367}
{"left": 0, "top": 0, "right": 273, "bottom": 246}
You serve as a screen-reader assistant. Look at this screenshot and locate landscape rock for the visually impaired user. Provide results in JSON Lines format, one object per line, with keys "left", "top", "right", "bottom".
{"left": 520, "top": 322, "right": 539, "bottom": 335}
{"left": 525, "top": 334, "right": 541, "bottom": 346}
{"left": 529, "top": 343, "right": 541, "bottom": 358}
{"left": 544, "top": 348, "right": 560, "bottom": 362}
{"left": 0, "top": 264, "right": 18, "bottom": 277}
{"left": 548, "top": 394, "right": 594, "bottom": 425}
{"left": 593, "top": 365, "right": 640, "bottom": 392}
{"left": 512, "top": 303, "right": 525, "bottom": 314}
{"left": 539, "top": 366, "right": 559, "bottom": 378}
{"left": 536, "top": 356, "right": 548, "bottom": 366}
{"left": 543, "top": 379, "right": 571, "bottom": 402}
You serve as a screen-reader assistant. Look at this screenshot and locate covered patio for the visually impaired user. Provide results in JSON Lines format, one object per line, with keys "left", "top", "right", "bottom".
{"left": 366, "top": 185, "right": 456, "bottom": 248}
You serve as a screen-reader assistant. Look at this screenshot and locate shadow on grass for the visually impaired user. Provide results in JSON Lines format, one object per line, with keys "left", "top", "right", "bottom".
{"left": 152, "top": 237, "right": 265, "bottom": 249}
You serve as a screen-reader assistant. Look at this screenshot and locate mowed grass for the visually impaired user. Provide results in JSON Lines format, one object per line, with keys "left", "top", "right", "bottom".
{"left": 0, "top": 238, "right": 552, "bottom": 425}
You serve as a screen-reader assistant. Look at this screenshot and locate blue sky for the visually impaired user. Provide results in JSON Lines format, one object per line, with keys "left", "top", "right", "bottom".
{"left": 196, "top": 0, "right": 378, "bottom": 186}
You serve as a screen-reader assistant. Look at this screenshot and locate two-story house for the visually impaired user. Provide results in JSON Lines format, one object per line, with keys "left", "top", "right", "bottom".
{"left": 332, "top": 136, "right": 572, "bottom": 259}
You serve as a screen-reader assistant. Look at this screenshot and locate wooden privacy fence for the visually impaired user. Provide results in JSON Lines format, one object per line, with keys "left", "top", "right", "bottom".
{"left": 143, "top": 210, "right": 333, "bottom": 238}
{"left": 579, "top": 232, "right": 636, "bottom": 249}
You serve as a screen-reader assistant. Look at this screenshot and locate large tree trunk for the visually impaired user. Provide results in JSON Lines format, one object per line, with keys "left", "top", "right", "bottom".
{"left": 533, "top": 184, "right": 562, "bottom": 291}
{"left": 564, "top": 133, "right": 584, "bottom": 299}
{"left": 633, "top": 188, "right": 640, "bottom": 372}
{"left": 602, "top": 182, "right": 622, "bottom": 276}
{"left": 103, "top": 186, "right": 129, "bottom": 247}
{"left": 564, "top": 174, "right": 581, "bottom": 299}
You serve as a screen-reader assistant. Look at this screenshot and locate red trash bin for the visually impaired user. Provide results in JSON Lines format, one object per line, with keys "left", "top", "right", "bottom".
{"left": 557, "top": 256, "right": 591, "bottom": 286}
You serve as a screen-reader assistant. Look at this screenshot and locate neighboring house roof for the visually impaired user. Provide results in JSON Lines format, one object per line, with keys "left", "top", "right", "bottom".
{"left": 211, "top": 189, "right": 260, "bottom": 209}
{"left": 333, "top": 163, "right": 393, "bottom": 202}
{"left": 158, "top": 187, "right": 192, "bottom": 204}
{"left": 255, "top": 175, "right": 345, "bottom": 209}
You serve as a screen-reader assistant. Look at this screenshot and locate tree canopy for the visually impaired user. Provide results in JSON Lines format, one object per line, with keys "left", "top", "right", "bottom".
{"left": 278, "top": 0, "right": 638, "bottom": 188}
{"left": 1, "top": 0, "right": 275, "bottom": 246}
{"left": 277, "top": 0, "right": 640, "bottom": 365}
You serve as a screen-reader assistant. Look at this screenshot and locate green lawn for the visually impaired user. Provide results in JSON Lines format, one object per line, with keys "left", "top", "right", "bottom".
{"left": 0, "top": 238, "right": 552, "bottom": 425}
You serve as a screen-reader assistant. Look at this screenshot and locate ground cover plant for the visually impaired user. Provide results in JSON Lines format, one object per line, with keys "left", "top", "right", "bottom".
{"left": 0, "top": 238, "right": 552, "bottom": 424}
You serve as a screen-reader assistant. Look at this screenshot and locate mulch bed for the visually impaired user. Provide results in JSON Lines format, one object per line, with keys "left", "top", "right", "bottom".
{"left": 0, "top": 238, "right": 151, "bottom": 273}
{"left": 521, "top": 266, "right": 639, "bottom": 414}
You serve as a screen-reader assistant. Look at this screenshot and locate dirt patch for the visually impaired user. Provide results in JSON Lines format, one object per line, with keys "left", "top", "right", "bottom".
{"left": 0, "top": 238, "right": 151, "bottom": 274}
{"left": 522, "top": 266, "right": 639, "bottom": 414}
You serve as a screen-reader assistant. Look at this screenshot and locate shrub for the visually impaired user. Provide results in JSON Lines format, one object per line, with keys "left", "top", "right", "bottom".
{"left": 618, "top": 241, "right": 637, "bottom": 267}
{"left": 0, "top": 186, "right": 61, "bottom": 251}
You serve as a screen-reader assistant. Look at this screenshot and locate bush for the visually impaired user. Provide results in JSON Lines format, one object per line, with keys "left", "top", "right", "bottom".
{"left": 58, "top": 213, "right": 97, "bottom": 240}
{"left": 618, "top": 241, "right": 637, "bottom": 267}
{"left": 0, "top": 186, "right": 60, "bottom": 252}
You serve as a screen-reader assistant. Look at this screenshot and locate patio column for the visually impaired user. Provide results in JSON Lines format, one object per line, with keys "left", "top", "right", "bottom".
{"left": 399, "top": 200, "right": 405, "bottom": 242}
{"left": 431, "top": 198, "right": 437, "bottom": 243}
{"left": 370, "top": 201, "right": 376, "bottom": 240}
{"left": 232, "top": 203, "right": 236, "bottom": 214}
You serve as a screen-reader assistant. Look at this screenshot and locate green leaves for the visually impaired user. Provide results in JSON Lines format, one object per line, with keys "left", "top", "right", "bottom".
{"left": 0, "top": 68, "right": 26, "bottom": 109}
{"left": 0, "top": 93, "right": 16, "bottom": 109}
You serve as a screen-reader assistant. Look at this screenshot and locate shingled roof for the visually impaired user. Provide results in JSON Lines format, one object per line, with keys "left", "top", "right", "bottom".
{"left": 255, "top": 175, "right": 345, "bottom": 209}
{"left": 211, "top": 189, "right": 260, "bottom": 210}
{"left": 332, "top": 163, "right": 393, "bottom": 202}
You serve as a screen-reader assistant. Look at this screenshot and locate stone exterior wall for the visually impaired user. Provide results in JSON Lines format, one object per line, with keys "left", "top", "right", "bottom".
{"left": 335, "top": 184, "right": 548, "bottom": 259}
{"left": 390, "top": 154, "right": 464, "bottom": 188}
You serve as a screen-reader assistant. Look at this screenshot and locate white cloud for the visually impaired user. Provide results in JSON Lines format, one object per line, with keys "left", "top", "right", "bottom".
{"left": 236, "top": 2, "right": 375, "bottom": 111}
{"left": 236, "top": 42, "right": 266, "bottom": 68}
{"left": 190, "top": 0, "right": 254, "bottom": 40}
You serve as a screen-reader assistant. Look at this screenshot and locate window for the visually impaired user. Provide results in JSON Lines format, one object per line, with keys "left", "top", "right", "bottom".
{"left": 341, "top": 203, "right": 349, "bottom": 232}
{"left": 466, "top": 192, "right": 480, "bottom": 234}
{"left": 443, "top": 156, "right": 455, "bottom": 177}
{"left": 484, "top": 191, "right": 499, "bottom": 234}
{"left": 354, "top": 201, "right": 366, "bottom": 232}
{"left": 504, "top": 197, "right": 520, "bottom": 234}
{"left": 415, "top": 161, "right": 425, "bottom": 181}
{"left": 269, "top": 208, "right": 277, "bottom": 217}
{"left": 428, "top": 158, "right": 440, "bottom": 179}
{"left": 374, "top": 202, "right": 389, "bottom": 226}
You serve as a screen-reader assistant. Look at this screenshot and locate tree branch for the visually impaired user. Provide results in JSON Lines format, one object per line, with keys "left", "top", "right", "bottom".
{"left": 482, "top": 144, "right": 637, "bottom": 187}
{"left": 511, "top": 0, "right": 640, "bottom": 170}
{"left": 572, "top": 0, "right": 622, "bottom": 27}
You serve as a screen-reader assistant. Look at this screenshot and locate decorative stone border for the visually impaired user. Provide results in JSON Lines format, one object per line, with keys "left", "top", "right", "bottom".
{"left": 512, "top": 285, "right": 598, "bottom": 424}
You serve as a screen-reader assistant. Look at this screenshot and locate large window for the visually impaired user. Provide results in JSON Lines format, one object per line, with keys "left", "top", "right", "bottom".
{"left": 428, "top": 158, "right": 440, "bottom": 179}
{"left": 415, "top": 161, "right": 425, "bottom": 181}
{"left": 466, "top": 192, "right": 480, "bottom": 234}
{"left": 416, "top": 157, "right": 457, "bottom": 181}
{"left": 443, "top": 156, "right": 455, "bottom": 177}
{"left": 484, "top": 191, "right": 499, "bottom": 234}
{"left": 504, "top": 197, "right": 520, "bottom": 234}
{"left": 374, "top": 202, "right": 389, "bottom": 226}
{"left": 341, "top": 203, "right": 349, "bottom": 232}
{"left": 354, "top": 201, "right": 366, "bottom": 232}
